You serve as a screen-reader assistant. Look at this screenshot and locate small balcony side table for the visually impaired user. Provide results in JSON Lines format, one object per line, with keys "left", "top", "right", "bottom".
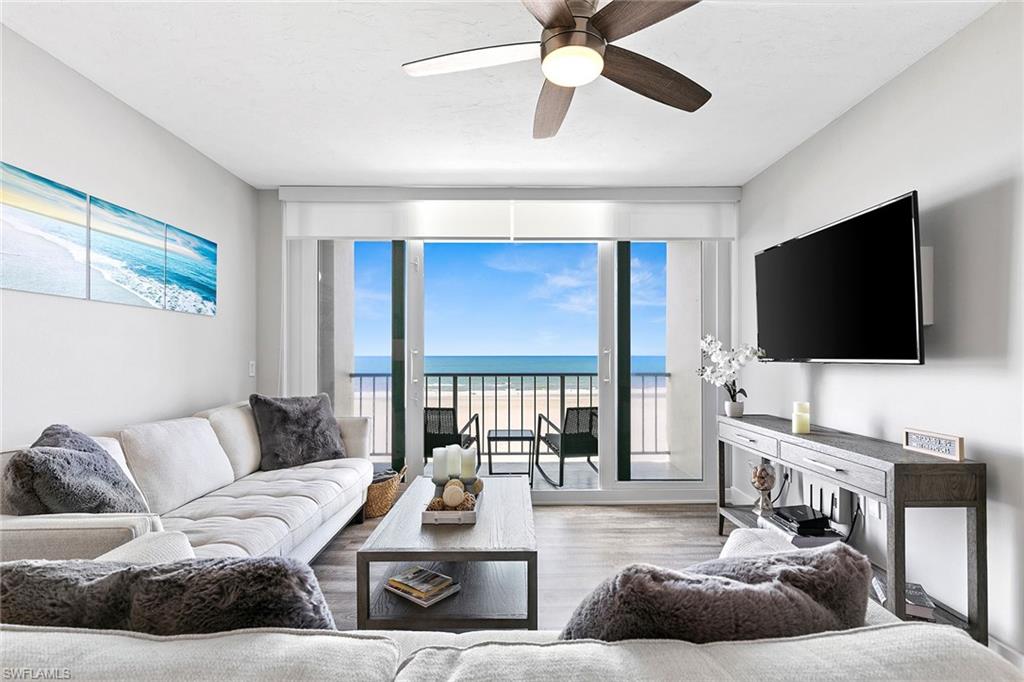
{"left": 486, "top": 429, "right": 535, "bottom": 486}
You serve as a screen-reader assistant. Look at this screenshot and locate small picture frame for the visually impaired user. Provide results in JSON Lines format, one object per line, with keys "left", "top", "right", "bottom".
{"left": 902, "top": 428, "right": 965, "bottom": 462}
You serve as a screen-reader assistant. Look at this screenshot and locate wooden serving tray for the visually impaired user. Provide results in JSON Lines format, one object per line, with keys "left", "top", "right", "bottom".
{"left": 421, "top": 486, "right": 483, "bottom": 525}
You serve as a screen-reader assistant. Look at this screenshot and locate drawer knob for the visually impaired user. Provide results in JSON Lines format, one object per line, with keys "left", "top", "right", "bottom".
{"left": 803, "top": 457, "right": 842, "bottom": 473}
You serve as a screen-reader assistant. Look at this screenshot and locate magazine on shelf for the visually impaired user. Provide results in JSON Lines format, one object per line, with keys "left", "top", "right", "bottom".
{"left": 384, "top": 582, "right": 461, "bottom": 608}
{"left": 387, "top": 566, "right": 453, "bottom": 600}
{"left": 872, "top": 575, "right": 936, "bottom": 620}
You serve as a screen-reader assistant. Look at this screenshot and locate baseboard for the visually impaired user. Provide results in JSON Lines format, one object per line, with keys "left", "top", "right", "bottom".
{"left": 990, "top": 635, "right": 1024, "bottom": 670}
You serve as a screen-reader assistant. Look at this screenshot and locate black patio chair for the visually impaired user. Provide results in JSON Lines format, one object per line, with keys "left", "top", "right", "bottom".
{"left": 423, "top": 407, "right": 481, "bottom": 468}
{"left": 534, "top": 406, "right": 598, "bottom": 488}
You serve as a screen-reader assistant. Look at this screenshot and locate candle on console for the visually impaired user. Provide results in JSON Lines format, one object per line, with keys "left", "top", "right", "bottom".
{"left": 447, "top": 444, "right": 462, "bottom": 478}
{"left": 461, "top": 447, "right": 476, "bottom": 478}
{"left": 792, "top": 404, "right": 811, "bottom": 434}
{"left": 431, "top": 448, "right": 448, "bottom": 485}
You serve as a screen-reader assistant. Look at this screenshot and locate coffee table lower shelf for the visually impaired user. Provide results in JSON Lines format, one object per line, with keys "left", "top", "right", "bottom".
{"left": 364, "top": 560, "right": 531, "bottom": 631}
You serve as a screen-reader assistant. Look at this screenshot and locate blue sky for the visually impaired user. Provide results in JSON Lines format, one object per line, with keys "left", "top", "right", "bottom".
{"left": 353, "top": 242, "right": 666, "bottom": 357}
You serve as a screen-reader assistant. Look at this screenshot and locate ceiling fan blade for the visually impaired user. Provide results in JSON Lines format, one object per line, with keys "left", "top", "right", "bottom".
{"left": 602, "top": 44, "right": 710, "bottom": 112}
{"left": 521, "top": 0, "right": 575, "bottom": 29}
{"left": 591, "top": 0, "right": 701, "bottom": 42}
{"left": 403, "top": 42, "right": 540, "bottom": 77}
{"left": 533, "top": 80, "right": 575, "bottom": 139}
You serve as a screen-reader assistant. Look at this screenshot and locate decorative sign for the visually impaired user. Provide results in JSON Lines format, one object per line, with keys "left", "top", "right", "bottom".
{"left": 903, "top": 428, "right": 964, "bottom": 462}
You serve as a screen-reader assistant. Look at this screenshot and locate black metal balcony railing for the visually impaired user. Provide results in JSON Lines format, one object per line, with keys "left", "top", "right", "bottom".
{"left": 350, "top": 372, "right": 669, "bottom": 458}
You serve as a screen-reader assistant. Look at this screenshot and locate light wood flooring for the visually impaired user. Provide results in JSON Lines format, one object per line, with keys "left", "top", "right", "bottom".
{"left": 312, "top": 496, "right": 727, "bottom": 631}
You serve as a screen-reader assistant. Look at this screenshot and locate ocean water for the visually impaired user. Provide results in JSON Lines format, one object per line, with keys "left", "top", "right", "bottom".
{"left": 355, "top": 355, "right": 667, "bottom": 374}
{"left": 90, "top": 229, "right": 167, "bottom": 308}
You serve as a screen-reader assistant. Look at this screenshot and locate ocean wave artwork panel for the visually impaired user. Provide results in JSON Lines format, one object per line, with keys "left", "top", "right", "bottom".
{"left": 1, "top": 162, "right": 219, "bottom": 316}
{"left": 89, "top": 196, "right": 167, "bottom": 309}
{"left": 166, "top": 225, "right": 217, "bottom": 316}
{"left": 0, "top": 162, "right": 88, "bottom": 299}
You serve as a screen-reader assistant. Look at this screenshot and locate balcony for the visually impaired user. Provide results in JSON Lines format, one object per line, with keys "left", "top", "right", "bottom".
{"left": 351, "top": 371, "right": 682, "bottom": 491}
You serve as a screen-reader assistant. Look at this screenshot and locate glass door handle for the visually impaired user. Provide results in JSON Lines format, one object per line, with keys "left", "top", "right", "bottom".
{"left": 602, "top": 348, "right": 612, "bottom": 383}
{"left": 410, "top": 348, "right": 420, "bottom": 384}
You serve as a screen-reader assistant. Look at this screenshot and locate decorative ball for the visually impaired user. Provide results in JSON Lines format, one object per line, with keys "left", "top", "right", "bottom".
{"left": 471, "top": 478, "right": 484, "bottom": 495}
{"left": 444, "top": 479, "right": 465, "bottom": 491}
{"left": 442, "top": 486, "right": 466, "bottom": 508}
{"left": 455, "top": 493, "right": 476, "bottom": 511}
{"left": 426, "top": 497, "right": 445, "bottom": 511}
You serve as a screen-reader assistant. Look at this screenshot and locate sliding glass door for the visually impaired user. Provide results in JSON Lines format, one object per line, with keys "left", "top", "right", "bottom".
{"left": 616, "top": 241, "right": 705, "bottom": 482}
{"left": 418, "top": 241, "right": 599, "bottom": 492}
{"left": 317, "top": 240, "right": 406, "bottom": 471}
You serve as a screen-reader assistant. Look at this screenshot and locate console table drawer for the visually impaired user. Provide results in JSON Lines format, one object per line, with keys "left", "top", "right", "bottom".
{"left": 720, "top": 423, "right": 778, "bottom": 457}
{"left": 780, "top": 442, "right": 886, "bottom": 497}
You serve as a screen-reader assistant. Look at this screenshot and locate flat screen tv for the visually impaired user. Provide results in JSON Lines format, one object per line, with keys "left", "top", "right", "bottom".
{"left": 755, "top": 191, "right": 923, "bottom": 364}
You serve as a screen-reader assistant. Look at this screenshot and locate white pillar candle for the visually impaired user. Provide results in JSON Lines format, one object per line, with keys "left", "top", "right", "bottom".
{"left": 447, "top": 444, "right": 462, "bottom": 478}
{"left": 431, "top": 448, "right": 449, "bottom": 485}
{"left": 792, "top": 411, "right": 810, "bottom": 434}
{"left": 793, "top": 401, "right": 810, "bottom": 415}
{"left": 461, "top": 447, "right": 477, "bottom": 478}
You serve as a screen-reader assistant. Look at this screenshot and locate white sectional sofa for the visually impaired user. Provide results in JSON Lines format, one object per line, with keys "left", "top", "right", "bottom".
{"left": 0, "top": 401, "right": 374, "bottom": 562}
{"left": 2, "top": 529, "right": 1019, "bottom": 681}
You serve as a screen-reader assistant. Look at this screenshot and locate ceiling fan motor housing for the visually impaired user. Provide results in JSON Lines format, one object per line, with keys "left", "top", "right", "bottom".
{"left": 540, "top": 16, "right": 607, "bottom": 63}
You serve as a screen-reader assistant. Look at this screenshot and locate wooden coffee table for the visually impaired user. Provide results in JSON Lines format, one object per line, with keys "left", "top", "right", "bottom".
{"left": 356, "top": 476, "right": 537, "bottom": 631}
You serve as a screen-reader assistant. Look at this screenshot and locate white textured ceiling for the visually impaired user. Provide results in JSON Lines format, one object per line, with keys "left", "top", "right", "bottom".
{"left": 1, "top": 1, "right": 995, "bottom": 188}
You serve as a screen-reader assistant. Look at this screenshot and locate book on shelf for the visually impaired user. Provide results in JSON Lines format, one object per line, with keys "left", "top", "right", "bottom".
{"left": 871, "top": 575, "right": 936, "bottom": 621}
{"left": 387, "top": 566, "right": 455, "bottom": 601}
{"left": 384, "top": 581, "right": 461, "bottom": 608}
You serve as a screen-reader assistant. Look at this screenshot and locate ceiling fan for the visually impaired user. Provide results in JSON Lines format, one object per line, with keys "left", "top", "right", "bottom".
{"left": 402, "top": 0, "right": 711, "bottom": 139}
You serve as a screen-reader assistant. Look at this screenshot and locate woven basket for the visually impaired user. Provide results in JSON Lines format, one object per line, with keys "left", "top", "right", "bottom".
{"left": 365, "top": 466, "right": 407, "bottom": 519}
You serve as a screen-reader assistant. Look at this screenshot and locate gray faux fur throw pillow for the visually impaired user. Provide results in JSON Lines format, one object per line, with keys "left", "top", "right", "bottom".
{"left": 1, "top": 425, "right": 147, "bottom": 515}
{"left": 249, "top": 393, "right": 346, "bottom": 471}
{"left": 560, "top": 542, "right": 871, "bottom": 643}
{"left": 0, "top": 556, "right": 336, "bottom": 634}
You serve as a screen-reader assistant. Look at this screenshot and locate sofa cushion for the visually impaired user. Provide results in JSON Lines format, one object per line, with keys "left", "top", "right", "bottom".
{"left": 91, "top": 436, "right": 145, "bottom": 501}
{"left": 393, "top": 623, "right": 1020, "bottom": 682}
{"left": 2, "top": 625, "right": 399, "bottom": 682}
{"left": 2, "top": 426, "right": 148, "bottom": 516}
{"left": 249, "top": 393, "right": 346, "bottom": 471}
{"left": 161, "top": 458, "right": 372, "bottom": 558}
{"left": 119, "top": 418, "right": 235, "bottom": 515}
{"left": 194, "top": 402, "right": 263, "bottom": 480}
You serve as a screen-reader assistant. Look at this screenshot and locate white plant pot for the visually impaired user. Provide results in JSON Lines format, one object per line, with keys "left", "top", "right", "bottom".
{"left": 724, "top": 401, "right": 744, "bottom": 418}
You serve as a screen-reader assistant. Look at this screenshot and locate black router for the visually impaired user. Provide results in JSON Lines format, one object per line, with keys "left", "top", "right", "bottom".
{"left": 772, "top": 505, "right": 832, "bottom": 534}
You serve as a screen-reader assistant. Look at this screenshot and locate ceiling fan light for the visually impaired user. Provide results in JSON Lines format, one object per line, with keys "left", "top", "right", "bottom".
{"left": 541, "top": 45, "right": 604, "bottom": 88}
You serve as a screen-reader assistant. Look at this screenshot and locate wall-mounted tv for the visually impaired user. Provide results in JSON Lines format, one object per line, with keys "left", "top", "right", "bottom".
{"left": 755, "top": 191, "right": 924, "bottom": 364}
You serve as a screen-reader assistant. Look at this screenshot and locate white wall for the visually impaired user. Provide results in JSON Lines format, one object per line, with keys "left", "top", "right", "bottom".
{"left": 735, "top": 2, "right": 1023, "bottom": 659}
{"left": 0, "top": 27, "right": 259, "bottom": 447}
{"left": 255, "top": 189, "right": 284, "bottom": 396}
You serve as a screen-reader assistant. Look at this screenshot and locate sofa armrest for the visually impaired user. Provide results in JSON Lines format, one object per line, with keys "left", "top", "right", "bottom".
{"left": 338, "top": 416, "right": 371, "bottom": 460}
{"left": 0, "top": 513, "right": 163, "bottom": 561}
{"left": 95, "top": 531, "right": 195, "bottom": 564}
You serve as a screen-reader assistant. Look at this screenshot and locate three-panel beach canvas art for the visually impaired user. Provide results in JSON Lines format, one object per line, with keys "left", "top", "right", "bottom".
{"left": 0, "top": 162, "right": 217, "bottom": 316}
